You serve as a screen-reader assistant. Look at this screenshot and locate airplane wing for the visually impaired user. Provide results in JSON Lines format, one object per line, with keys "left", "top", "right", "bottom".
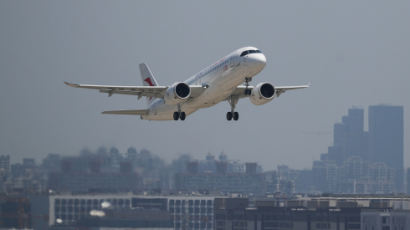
{"left": 275, "top": 84, "right": 311, "bottom": 96}
{"left": 64, "top": 82, "right": 167, "bottom": 98}
{"left": 64, "top": 82, "right": 206, "bottom": 99}
{"left": 231, "top": 84, "right": 310, "bottom": 98}
{"left": 102, "top": 109, "right": 149, "bottom": 115}
{"left": 188, "top": 85, "right": 206, "bottom": 98}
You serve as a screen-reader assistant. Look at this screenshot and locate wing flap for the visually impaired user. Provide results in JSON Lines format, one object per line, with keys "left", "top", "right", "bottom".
{"left": 101, "top": 109, "right": 149, "bottom": 115}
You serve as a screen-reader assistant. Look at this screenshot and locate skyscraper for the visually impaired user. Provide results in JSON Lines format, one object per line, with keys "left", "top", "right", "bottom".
{"left": 0, "top": 155, "right": 10, "bottom": 173}
{"left": 368, "top": 105, "right": 404, "bottom": 192}
{"left": 326, "top": 108, "right": 367, "bottom": 164}
{"left": 407, "top": 168, "right": 410, "bottom": 194}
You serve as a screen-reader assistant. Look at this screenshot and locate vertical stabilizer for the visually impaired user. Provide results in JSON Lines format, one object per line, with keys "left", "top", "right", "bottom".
{"left": 139, "top": 63, "right": 158, "bottom": 86}
{"left": 139, "top": 63, "right": 159, "bottom": 105}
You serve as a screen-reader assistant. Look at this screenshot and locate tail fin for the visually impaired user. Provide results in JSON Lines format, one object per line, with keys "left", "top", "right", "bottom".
{"left": 139, "top": 63, "right": 158, "bottom": 86}
{"left": 139, "top": 63, "right": 159, "bottom": 105}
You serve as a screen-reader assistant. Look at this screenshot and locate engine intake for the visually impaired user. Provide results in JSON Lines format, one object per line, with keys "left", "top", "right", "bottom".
{"left": 250, "top": 82, "right": 275, "bottom": 105}
{"left": 164, "top": 82, "right": 191, "bottom": 105}
{"left": 175, "top": 83, "right": 190, "bottom": 98}
{"left": 260, "top": 83, "right": 275, "bottom": 98}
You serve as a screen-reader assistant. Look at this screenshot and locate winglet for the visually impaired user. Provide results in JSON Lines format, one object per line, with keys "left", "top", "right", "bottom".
{"left": 64, "top": 81, "right": 80, "bottom": 88}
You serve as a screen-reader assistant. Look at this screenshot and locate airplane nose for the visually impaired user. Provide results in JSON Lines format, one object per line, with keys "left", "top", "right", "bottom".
{"left": 257, "top": 54, "right": 266, "bottom": 67}
{"left": 248, "top": 53, "right": 266, "bottom": 70}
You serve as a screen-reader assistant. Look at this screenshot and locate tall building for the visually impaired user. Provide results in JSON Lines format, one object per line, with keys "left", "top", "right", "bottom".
{"left": 344, "top": 108, "right": 367, "bottom": 159}
{"left": 0, "top": 155, "right": 10, "bottom": 173}
{"left": 0, "top": 155, "right": 10, "bottom": 182}
{"left": 368, "top": 105, "right": 404, "bottom": 192}
{"left": 314, "top": 106, "right": 403, "bottom": 194}
{"left": 323, "top": 108, "right": 368, "bottom": 164}
{"left": 407, "top": 168, "right": 410, "bottom": 194}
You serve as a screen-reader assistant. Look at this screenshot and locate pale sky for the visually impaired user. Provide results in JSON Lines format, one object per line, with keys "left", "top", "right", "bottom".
{"left": 1, "top": 1, "right": 409, "bottom": 170}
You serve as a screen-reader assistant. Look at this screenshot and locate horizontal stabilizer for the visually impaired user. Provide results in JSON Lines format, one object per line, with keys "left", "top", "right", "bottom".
{"left": 101, "top": 109, "right": 148, "bottom": 115}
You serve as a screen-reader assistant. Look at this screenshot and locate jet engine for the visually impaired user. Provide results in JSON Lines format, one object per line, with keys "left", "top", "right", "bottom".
{"left": 249, "top": 82, "right": 275, "bottom": 105}
{"left": 164, "top": 82, "right": 191, "bottom": 105}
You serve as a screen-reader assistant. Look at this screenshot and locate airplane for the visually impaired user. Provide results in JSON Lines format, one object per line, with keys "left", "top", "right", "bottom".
{"left": 65, "top": 46, "right": 309, "bottom": 121}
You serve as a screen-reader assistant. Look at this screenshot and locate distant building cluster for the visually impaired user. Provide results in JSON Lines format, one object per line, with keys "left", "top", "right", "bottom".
{"left": 174, "top": 155, "right": 266, "bottom": 195}
{"left": 0, "top": 156, "right": 45, "bottom": 194}
{"left": 273, "top": 105, "right": 405, "bottom": 195}
{"left": 0, "top": 104, "right": 408, "bottom": 229}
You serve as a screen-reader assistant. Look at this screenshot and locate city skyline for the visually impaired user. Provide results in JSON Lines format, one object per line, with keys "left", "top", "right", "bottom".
{"left": 1, "top": 104, "right": 405, "bottom": 172}
{"left": 1, "top": 104, "right": 404, "bottom": 195}
{"left": 1, "top": 1, "right": 410, "bottom": 170}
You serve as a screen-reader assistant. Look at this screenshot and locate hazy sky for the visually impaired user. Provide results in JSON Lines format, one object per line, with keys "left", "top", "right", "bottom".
{"left": 1, "top": 1, "right": 409, "bottom": 170}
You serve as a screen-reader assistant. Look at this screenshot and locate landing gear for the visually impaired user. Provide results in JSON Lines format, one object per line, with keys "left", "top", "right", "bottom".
{"left": 226, "top": 96, "right": 239, "bottom": 121}
{"left": 173, "top": 112, "right": 179, "bottom": 121}
{"left": 226, "top": 112, "right": 233, "bottom": 121}
{"left": 226, "top": 77, "right": 250, "bottom": 120}
{"left": 233, "top": 112, "right": 239, "bottom": 121}
{"left": 180, "top": 112, "right": 186, "bottom": 120}
{"left": 227, "top": 111, "right": 239, "bottom": 121}
{"left": 244, "top": 77, "right": 252, "bottom": 96}
{"left": 173, "top": 111, "right": 186, "bottom": 121}
{"left": 173, "top": 104, "right": 186, "bottom": 121}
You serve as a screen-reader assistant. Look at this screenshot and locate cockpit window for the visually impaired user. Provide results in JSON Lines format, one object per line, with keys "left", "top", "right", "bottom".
{"left": 240, "top": 51, "right": 249, "bottom": 56}
{"left": 240, "top": 49, "right": 261, "bottom": 57}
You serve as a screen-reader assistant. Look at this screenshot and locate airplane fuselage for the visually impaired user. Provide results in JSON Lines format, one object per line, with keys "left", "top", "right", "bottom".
{"left": 142, "top": 47, "right": 266, "bottom": 120}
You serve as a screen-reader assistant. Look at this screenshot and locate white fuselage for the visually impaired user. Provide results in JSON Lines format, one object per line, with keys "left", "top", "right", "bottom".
{"left": 141, "top": 47, "right": 266, "bottom": 120}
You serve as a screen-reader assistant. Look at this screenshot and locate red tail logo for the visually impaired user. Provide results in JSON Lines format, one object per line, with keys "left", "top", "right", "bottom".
{"left": 144, "top": 78, "right": 154, "bottom": 86}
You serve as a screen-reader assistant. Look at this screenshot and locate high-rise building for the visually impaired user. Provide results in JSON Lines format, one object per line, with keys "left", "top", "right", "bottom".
{"left": 314, "top": 106, "right": 403, "bottom": 194}
{"left": 0, "top": 155, "right": 10, "bottom": 174}
{"left": 407, "top": 168, "right": 410, "bottom": 194}
{"left": 368, "top": 105, "right": 404, "bottom": 192}
{"left": 344, "top": 108, "right": 367, "bottom": 159}
{"left": 325, "top": 108, "right": 368, "bottom": 164}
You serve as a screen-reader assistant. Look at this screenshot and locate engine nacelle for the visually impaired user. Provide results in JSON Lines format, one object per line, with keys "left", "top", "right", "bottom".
{"left": 250, "top": 82, "right": 275, "bottom": 105}
{"left": 164, "top": 82, "right": 191, "bottom": 105}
